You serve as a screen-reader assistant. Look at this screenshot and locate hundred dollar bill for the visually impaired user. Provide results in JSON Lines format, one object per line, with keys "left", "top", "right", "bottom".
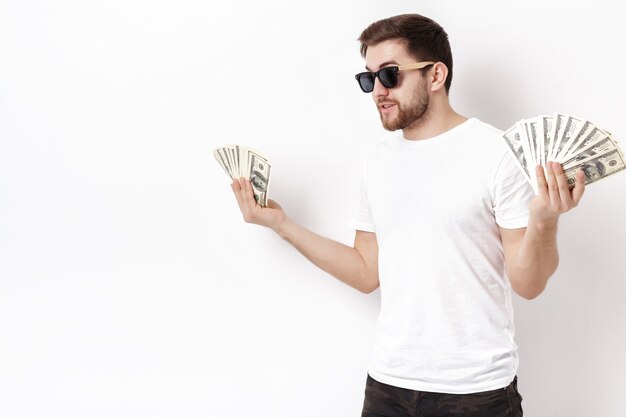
{"left": 553, "top": 114, "right": 584, "bottom": 162}
{"left": 549, "top": 112, "right": 568, "bottom": 161}
{"left": 561, "top": 125, "right": 611, "bottom": 162}
{"left": 214, "top": 145, "right": 273, "bottom": 206}
{"left": 522, "top": 118, "right": 540, "bottom": 166}
{"left": 558, "top": 120, "right": 596, "bottom": 162}
{"left": 223, "top": 145, "right": 236, "bottom": 176}
{"left": 246, "top": 150, "right": 271, "bottom": 207}
{"left": 501, "top": 123, "right": 531, "bottom": 180}
{"left": 564, "top": 148, "right": 626, "bottom": 187}
{"left": 539, "top": 115, "right": 554, "bottom": 166}
{"left": 214, "top": 148, "right": 234, "bottom": 179}
{"left": 503, "top": 114, "right": 625, "bottom": 189}
{"left": 232, "top": 145, "right": 240, "bottom": 176}
{"left": 562, "top": 136, "right": 618, "bottom": 168}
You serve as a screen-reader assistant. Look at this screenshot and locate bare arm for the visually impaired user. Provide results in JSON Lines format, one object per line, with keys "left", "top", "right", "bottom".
{"left": 500, "top": 162, "right": 585, "bottom": 299}
{"left": 231, "top": 178, "right": 379, "bottom": 294}
{"left": 500, "top": 225, "right": 557, "bottom": 299}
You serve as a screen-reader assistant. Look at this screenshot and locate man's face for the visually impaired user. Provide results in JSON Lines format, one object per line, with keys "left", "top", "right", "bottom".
{"left": 364, "top": 39, "right": 431, "bottom": 131}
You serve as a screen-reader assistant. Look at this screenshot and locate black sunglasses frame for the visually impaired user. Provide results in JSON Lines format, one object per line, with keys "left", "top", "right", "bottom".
{"left": 355, "top": 61, "right": 436, "bottom": 93}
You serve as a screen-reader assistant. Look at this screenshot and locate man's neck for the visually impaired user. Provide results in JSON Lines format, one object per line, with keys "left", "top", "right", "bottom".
{"left": 402, "top": 103, "right": 468, "bottom": 141}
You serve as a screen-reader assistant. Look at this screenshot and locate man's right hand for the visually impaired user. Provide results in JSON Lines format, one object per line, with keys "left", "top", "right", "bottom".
{"left": 231, "top": 177, "right": 286, "bottom": 232}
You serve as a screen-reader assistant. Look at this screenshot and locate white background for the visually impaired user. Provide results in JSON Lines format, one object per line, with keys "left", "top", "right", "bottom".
{"left": 1, "top": 1, "right": 625, "bottom": 416}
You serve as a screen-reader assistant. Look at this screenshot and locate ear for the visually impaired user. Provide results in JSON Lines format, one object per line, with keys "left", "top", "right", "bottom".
{"left": 429, "top": 62, "right": 448, "bottom": 93}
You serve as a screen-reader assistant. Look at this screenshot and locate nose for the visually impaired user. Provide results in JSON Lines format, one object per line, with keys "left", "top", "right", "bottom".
{"left": 372, "top": 77, "right": 389, "bottom": 98}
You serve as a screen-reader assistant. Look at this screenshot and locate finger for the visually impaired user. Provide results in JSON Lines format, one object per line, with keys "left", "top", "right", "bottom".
{"left": 571, "top": 168, "right": 586, "bottom": 204}
{"left": 552, "top": 162, "right": 574, "bottom": 207}
{"left": 545, "top": 162, "right": 561, "bottom": 208}
{"left": 231, "top": 179, "right": 243, "bottom": 203}
{"left": 235, "top": 177, "right": 251, "bottom": 214}
{"left": 242, "top": 177, "right": 258, "bottom": 209}
{"left": 238, "top": 177, "right": 251, "bottom": 207}
{"left": 231, "top": 179, "right": 248, "bottom": 214}
{"left": 267, "top": 199, "right": 281, "bottom": 210}
{"left": 535, "top": 164, "right": 549, "bottom": 200}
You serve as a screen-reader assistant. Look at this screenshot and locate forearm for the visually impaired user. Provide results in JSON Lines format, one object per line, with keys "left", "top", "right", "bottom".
{"left": 505, "top": 162, "right": 586, "bottom": 299}
{"left": 231, "top": 178, "right": 377, "bottom": 293}
{"left": 275, "top": 216, "right": 377, "bottom": 293}
{"left": 506, "top": 217, "right": 559, "bottom": 299}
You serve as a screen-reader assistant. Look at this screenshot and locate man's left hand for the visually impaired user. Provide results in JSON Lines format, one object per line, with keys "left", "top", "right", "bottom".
{"left": 530, "top": 161, "right": 586, "bottom": 222}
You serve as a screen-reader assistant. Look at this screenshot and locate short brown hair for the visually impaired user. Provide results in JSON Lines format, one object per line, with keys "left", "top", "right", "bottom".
{"left": 358, "top": 14, "right": 453, "bottom": 94}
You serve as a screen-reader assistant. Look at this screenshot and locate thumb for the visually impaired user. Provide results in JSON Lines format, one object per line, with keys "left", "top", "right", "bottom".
{"left": 266, "top": 199, "right": 282, "bottom": 210}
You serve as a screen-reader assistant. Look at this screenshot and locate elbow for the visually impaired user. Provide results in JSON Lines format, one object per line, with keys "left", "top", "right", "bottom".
{"left": 357, "top": 275, "right": 380, "bottom": 294}
{"left": 516, "top": 288, "right": 544, "bottom": 300}
{"left": 511, "top": 281, "right": 547, "bottom": 300}
{"left": 507, "top": 263, "right": 557, "bottom": 300}
{"left": 360, "top": 284, "right": 379, "bottom": 294}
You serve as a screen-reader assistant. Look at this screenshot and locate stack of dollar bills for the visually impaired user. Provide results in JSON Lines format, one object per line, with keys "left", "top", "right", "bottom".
{"left": 501, "top": 113, "right": 625, "bottom": 193}
{"left": 214, "top": 145, "right": 271, "bottom": 206}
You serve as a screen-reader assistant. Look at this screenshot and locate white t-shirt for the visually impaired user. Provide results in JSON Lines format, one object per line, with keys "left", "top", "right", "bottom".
{"left": 348, "top": 118, "right": 535, "bottom": 394}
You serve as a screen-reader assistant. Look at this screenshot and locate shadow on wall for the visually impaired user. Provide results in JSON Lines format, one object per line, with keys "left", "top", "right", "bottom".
{"left": 453, "top": 59, "right": 528, "bottom": 130}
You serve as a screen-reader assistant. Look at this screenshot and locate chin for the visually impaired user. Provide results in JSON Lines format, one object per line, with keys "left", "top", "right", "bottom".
{"left": 379, "top": 115, "right": 401, "bottom": 131}
{"left": 382, "top": 123, "right": 399, "bottom": 132}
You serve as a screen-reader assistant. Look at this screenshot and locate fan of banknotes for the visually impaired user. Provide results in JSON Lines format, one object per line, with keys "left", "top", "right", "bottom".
{"left": 214, "top": 145, "right": 272, "bottom": 206}
{"left": 501, "top": 113, "right": 625, "bottom": 193}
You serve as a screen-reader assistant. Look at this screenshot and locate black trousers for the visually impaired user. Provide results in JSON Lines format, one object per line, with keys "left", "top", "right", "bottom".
{"left": 362, "top": 375, "right": 523, "bottom": 417}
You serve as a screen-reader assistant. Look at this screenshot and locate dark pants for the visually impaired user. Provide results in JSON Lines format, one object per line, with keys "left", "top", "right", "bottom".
{"left": 362, "top": 375, "right": 523, "bottom": 417}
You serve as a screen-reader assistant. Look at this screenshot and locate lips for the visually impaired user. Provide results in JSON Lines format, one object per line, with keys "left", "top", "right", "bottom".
{"left": 378, "top": 102, "right": 397, "bottom": 113}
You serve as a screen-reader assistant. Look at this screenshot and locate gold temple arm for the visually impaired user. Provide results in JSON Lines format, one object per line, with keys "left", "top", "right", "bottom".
{"left": 397, "top": 61, "right": 436, "bottom": 71}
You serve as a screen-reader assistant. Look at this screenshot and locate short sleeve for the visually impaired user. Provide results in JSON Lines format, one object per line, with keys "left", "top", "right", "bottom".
{"left": 492, "top": 151, "right": 535, "bottom": 229}
{"left": 347, "top": 158, "right": 375, "bottom": 232}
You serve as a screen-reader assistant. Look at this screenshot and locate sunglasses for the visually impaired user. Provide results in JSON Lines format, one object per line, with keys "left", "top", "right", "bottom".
{"left": 354, "top": 61, "right": 435, "bottom": 93}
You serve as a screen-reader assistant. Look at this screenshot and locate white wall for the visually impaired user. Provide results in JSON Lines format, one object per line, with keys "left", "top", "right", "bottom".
{"left": 1, "top": 1, "right": 624, "bottom": 416}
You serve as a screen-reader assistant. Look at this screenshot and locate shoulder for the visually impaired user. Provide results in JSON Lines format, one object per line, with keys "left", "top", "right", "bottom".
{"left": 470, "top": 118, "right": 504, "bottom": 134}
{"left": 466, "top": 118, "right": 505, "bottom": 142}
{"left": 464, "top": 118, "right": 510, "bottom": 159}
{"left": 460, "top": 119, "right": 529, "bottom": 187}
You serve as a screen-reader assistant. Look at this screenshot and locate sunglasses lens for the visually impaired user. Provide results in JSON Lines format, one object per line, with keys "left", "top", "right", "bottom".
{"left": 356, "top": 67, "right": 400, "bottom": 93}
{"left": 378, "top": 68, "right": 398, "bottom": 88}
{"left": 357, "top": 73, "right": 375, "bottom": 93}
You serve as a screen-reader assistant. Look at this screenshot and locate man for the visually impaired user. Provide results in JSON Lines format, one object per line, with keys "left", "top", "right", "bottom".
{"left": 230, "top": 13, "right": 585, "bottom": 417}
{"left": 582, "top": 161, "right": 604, "bottom": 181}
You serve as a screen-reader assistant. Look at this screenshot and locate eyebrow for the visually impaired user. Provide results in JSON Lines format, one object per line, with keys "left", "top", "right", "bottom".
{"left": 365, "top": 60, "right": 400, "bottom": 71}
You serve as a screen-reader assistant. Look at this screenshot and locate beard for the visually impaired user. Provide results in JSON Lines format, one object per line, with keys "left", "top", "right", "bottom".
{"left": 379, "top": 87, "right": 430, "bottom": 132}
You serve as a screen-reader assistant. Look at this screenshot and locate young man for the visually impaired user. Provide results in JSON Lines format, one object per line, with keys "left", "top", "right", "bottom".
{"left": 230, "top": 13, "right": 585, "bottom": 417}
